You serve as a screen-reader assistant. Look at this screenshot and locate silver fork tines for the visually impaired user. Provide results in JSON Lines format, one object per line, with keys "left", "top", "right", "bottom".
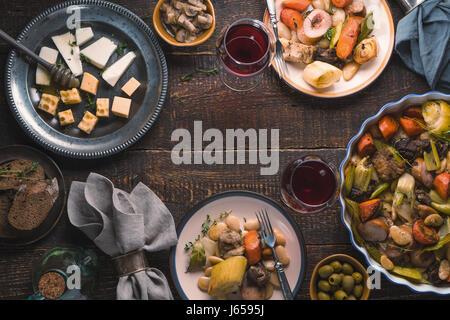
{"left": 274, "top": 40, "right": 288, "bottom": 80}
{"left": 266, "top": 0, "right": 288, "bottom": 80}
{"left": 255, "top": 208, "right": 294, "bottom": 300}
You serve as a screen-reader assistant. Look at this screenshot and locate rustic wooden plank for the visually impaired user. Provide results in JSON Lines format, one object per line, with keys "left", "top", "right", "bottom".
{"left": 0, "top": 0, "right": 433, "bottom": 151}
{"left": 0, "top": 243, "right": 443, "bottom": 300}
{"left": 0, "top": 0, "right": 446, "bottom": 301}
{"left": 0, "top": 149, "right": 442, "bottom": 300}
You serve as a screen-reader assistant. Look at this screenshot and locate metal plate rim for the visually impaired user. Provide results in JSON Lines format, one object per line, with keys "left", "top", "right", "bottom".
{"left": 4, "top": 0, "right": 168, "bottom": 159}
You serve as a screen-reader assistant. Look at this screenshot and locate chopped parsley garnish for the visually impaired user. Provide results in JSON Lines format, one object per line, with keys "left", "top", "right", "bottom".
{"left": 116, "top": 43, "right": 128, "bottom": 56}
{"left": 181, "top": 68, "right": 218, "bottom": 82}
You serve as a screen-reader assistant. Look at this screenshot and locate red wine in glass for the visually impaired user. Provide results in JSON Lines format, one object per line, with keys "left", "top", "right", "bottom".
{"left": 281, "top": 156, "right": 339, "bottom": 213}
{"left": 221, "top": 22, "right": 270, "bottom": 77}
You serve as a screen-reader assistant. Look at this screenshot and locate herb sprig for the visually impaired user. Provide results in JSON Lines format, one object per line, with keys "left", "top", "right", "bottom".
{"left": 181, "top": 68, "right": 219, "bottom": 82}
{"left": 0, "top": 162, "right": 41, "bottom": 182}
{"left": 184, "top": 210, "right": 232, "bottom": 251}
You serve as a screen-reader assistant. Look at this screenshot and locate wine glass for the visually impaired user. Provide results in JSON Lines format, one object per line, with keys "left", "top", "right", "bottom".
{"left": 281, "top": 155, "right": 340, "bottom": 213}
{"left": 216, "top": 18, "right": 273, "bottom": 92}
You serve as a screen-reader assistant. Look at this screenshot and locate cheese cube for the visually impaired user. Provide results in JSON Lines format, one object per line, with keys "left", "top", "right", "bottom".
{"left": 36, "top": 47, "right": 58, "bottom": 86}
{"left": 38, "top": 93, "right": 60, "bottom": 116}
{"left": 111, "top": 96, "right": 132, "bottom": 118}
{"left": 78, "top": 111, "right": 98, "bottom": 134}
{"left": 60, "top": 88, "right": 82, "bottom": 105}
{"left": 80, "top": 72, "right": 99, "bottom": 95}
{"left": 76, "top": 27, "right": 94, "bottom": 46}
{"left": 96, "top": 98, "right": 110, "bottom": 118}
{"left": 58, "top": 109, "right": 75, "bottom": 126}
{"left": 121, "top": 77, "right": 141, "bottom": 96}
{"left": 80, "top": 37, "right": 117, "bottom": 69}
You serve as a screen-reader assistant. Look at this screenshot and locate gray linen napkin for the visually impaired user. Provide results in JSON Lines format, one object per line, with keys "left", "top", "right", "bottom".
{"left": 67, "top": 172, "right": 178, "bottom": 300}
{"left": 395, "top": 0, "right": 450, "bottom": 90}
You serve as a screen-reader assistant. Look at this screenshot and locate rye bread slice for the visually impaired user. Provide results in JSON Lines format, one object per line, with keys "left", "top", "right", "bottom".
{"left": 0, "top": 159, "right": 45, "bottom": 191}
{"left": 7, "top": 178, "right": 59, "bottom": 231}
{"left": 0, "top": 193, "right": 14, "bottom": 237}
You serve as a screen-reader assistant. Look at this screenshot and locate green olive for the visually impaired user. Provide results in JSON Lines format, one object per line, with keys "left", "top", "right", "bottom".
{"left": 329, "top": 284, "right": 339, "bottom": 293}
{"left": 353, "top": 284, "right": 364, "bottom": 298}
{"left": 342, "top": 275, "right": 355, "bottom": 294}
{"left": 347, "top": 294, "right": 357, "bottom": 300}
{"left": 342, "top": 262, "right": 354, "bottom": 275}
{"left": 317, "top": 291, "right": 331, "bottom": 300}
{"left": 352, "top": 272, "right": 363, "bottom": 284}
{"left": 330, "top": 260, "right": 342, "bottom": 273}
{"left": 318, "top": 265, "right": 334, "bottom": 279}
{"left": 317, "top": 280, "right": 331, "bottom": 292}
{"left": 333, "top": 290, "right": 348, "bottom": 300}
{"left": 328, "top": 273, "right": 342, "bottom": 286}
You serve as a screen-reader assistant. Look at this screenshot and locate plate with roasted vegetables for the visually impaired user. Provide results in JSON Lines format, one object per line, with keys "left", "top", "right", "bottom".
{"left": 170, "top": 191, "right": 306, "bottom": 300}
{"left": 340, "top": 92, "right": 450, "bottom": 294}
{"left": 263, "top": 0, "right": 394, "bottom": 98}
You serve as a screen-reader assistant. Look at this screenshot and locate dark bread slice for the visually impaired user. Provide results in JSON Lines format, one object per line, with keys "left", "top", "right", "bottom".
{"left": 0, "top": 193, "right": 14, "bottom": 237}
{"left": 7, "top": 179, "right": 58, "bottom": 231}
{"left": 0, "top": 159, "right": 45, "bottom": 191}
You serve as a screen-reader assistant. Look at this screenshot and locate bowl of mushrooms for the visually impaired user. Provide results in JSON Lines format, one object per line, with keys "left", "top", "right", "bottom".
{"left": 153, "top": 0, "right": 216, "bottom": 46}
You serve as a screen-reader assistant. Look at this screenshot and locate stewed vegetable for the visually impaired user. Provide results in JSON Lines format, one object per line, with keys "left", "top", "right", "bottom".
{"left": 344, "top": 100, "right": 450, "bottom": 286}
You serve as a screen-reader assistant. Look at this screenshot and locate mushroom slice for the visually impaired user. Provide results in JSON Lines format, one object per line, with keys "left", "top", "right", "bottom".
{"left": 178, "top": 14, "right": 198, "bottom": 33}
{"left": 188, "top": 0, "right": 207, "bottom": 11}
{"left": 195, "top": 13, "right": 213, "bottom": 29}
{"left": 175, "top": 29, "right": 188, "bottom": 42}
{"left": 183, "top": 4, "right": 203, "bottom": 17}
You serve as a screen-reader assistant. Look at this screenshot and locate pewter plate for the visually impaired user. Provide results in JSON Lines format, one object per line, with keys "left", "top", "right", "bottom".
{"left": 5, "top": 0, "right": 168, "bottom": 158}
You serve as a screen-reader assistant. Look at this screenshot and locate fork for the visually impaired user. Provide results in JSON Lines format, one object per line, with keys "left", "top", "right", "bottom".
{"left": 256, "top": 208, "right": 294, "bottom": 300}
{"left": 266, "top": 0, "right": 289, "bottom": 80}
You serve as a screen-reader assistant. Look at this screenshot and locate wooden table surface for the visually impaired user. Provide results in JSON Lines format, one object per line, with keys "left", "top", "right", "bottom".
{"left": 0, "top": 0, "right": 447, "bottom": 300}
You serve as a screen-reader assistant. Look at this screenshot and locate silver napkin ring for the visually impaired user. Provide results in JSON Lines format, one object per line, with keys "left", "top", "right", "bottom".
{"left": 112, "top": 249, "right": 149, "bottom": 277}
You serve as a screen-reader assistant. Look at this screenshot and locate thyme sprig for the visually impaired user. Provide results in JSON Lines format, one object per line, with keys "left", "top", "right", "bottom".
{"left": 184, "top": 210, "right": 232, "bottom": 251}
{"left": 0, "top": 162, "right": 41, "bottom": 182}
{"left": 181, "top": 68, "right": 219, "bottom": 82}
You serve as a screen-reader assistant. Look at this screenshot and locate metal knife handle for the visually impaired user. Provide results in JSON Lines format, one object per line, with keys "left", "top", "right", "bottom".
{"left": 272, "top": 248, "right": 294, "bottom": 300}
{"left": 0, "top": 28, "right": 52, "bottom": 70}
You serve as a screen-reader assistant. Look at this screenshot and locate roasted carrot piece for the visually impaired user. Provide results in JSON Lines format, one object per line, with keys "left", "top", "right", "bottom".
{"left": 282, "top": 0, "right": 311, "bottom": 12}
{"left": 403, "top": 106, "right": 423, "bottom": 119}
{"left": 357, "top": 132, "right": 376, "bottom": 157}
{"left": 378, "top": 115, "right": 399, "bottom": 141}
{"left": 280, "top": 8, "right": 304, "bottom": 31}
{"left": 359, "top": 198, "right": 381, "bottom": 222}
{"left": 399, "top": 117, "right": 425, "bottom": 136}
{"left": 434, "top": 172, "right": 450, "bottom": 200}
{"left": 244, "top": 230, "right": 262, "bottom": 265}
{"left": 336, "top": 16, "right": 363, "bottom": 60}
{"left": 332, "top": 0, "right": 353, "bottom": 7}
{"left": 413, "top": 220, "right": 439, "bottom": 245}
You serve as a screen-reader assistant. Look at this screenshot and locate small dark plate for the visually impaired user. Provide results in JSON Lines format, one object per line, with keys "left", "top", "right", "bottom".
{"left": 5, "top": 0, "right": 168, "bottom": 159}
{"left": 0, "top": 145, "right": 66, "bottom": 246}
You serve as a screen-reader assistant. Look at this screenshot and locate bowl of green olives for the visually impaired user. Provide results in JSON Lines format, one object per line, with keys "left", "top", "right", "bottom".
{"left": 310, "top": 254, "right": 370, "bottom": 300}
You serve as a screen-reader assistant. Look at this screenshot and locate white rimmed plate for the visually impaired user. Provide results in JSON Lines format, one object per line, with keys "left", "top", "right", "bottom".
{"left": 263, "top": 0, "right": 395, "bottom": 98}
{"left": 170, "top": 191, "right": 306, "bottom": 300}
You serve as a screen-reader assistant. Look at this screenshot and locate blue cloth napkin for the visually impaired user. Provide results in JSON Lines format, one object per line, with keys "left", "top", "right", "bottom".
{"left": 395, "top": 0, "right": 450, "bottom": 90}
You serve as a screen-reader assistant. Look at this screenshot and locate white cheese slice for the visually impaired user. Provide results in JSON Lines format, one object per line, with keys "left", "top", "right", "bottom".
{"left": 76, "top": 27, "right": 94, "bottom": 46}
{"left": 36, "top": 47, "right": 58, "bottom": 86}
{"left": 80, "top": 37, "right": 117, "bottom": 69}
{"left": 51, "top": 32, "right": 83, "bottom": 77}
{"left": 102, "top": 52, "right": 136, "bottom": 87}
